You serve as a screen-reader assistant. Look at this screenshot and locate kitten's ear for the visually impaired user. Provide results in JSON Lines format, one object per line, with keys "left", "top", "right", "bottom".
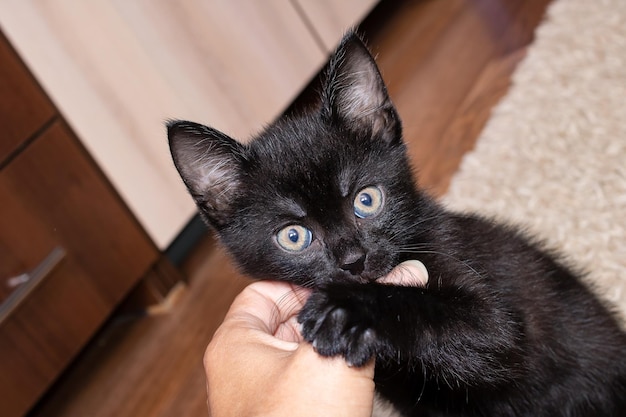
{"left": 321, "top": 32, "right": 401, "bottom": 143}
{"left": 168, "top": 120, "right": 245, "bottom": 228}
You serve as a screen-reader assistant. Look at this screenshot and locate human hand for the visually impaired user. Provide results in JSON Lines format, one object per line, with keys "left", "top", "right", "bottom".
{"left": 204, "top": 281, "right": 375, "bottom": 417}
{"left": 204, "top": 260, "right": 428, "bottom": 417}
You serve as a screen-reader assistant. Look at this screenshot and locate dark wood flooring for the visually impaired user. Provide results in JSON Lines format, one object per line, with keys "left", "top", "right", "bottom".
{"left": 29, "top": 1, "right": 552, "bottom": 416}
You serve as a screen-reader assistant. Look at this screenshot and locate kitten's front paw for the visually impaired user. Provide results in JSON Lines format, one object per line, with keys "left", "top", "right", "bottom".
{"left": 298, "top": 290, "right": 378, "bottom": 367}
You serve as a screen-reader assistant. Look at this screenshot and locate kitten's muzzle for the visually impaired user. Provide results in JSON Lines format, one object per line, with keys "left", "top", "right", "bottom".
{"left": 339, "top": 251, "right": 367, "bottom": 276}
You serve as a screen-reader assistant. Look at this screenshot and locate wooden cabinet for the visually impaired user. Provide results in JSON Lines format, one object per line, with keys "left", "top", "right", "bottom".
{"left": 0, "top": 33, "right": 54, "bottom": 165}
{"left": 0, "top": 0, "right": 378, "bottom": 249}
{"left": 0, "top": 33, "right": 161, "bottom": 417}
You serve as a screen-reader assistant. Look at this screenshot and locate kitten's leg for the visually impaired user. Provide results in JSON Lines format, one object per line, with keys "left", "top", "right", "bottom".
{"left": 298, "top": 282, "right": 524, "bottom": 385}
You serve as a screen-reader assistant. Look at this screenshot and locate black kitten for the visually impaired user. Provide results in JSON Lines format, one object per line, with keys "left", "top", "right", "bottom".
{"left": 168, "top": 33, "right": 626, "bottom": 417}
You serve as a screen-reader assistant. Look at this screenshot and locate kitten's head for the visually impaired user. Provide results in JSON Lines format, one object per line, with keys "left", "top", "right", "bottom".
{"left": 168, "top": 32, "right": 424, "bottom": 286}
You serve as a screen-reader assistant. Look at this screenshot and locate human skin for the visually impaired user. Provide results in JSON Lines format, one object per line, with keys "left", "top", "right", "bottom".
{"left": 204, "top": 260, "right": 428, "bottom": 417}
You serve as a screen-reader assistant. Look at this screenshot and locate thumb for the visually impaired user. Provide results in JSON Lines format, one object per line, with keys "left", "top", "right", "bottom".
{"left": 378, "top": 260, "right": 429, "bottom": 287}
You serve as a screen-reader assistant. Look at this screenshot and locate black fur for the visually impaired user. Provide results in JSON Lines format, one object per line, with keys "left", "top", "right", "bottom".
{"left": 168, "top": 32, "right": 626, "bottom": 416}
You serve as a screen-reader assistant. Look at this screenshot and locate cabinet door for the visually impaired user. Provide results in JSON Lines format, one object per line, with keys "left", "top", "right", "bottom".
{"left": 0, "top": 121, "right": 157, "bottom": 302}
{"left": 0, "top": 252, "right": 109, "bottom": 417}
{"left": 0, "top": 121, "right": 157, "bottom": 417}
{"left": 0, "top": 31, "right": 54, "bottom": 164}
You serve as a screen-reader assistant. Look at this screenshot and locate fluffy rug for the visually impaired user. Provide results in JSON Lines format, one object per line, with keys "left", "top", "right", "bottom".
{"left": 444, "top": 0, "right": 626, "bottom": 319}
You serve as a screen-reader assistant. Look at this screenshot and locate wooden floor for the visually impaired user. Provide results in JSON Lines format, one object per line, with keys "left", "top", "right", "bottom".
{"left": 29, "top": 1, "right": 551, "bottom": 416}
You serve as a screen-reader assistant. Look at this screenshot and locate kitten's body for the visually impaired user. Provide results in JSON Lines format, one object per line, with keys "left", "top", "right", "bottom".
{"left": 169, "top": 33, "right": 626, "bottom": 416}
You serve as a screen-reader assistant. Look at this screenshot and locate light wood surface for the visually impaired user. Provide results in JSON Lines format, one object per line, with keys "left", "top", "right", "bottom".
{"left": 295, "top": 0, "right": 379, "bottom": 50}
{"left": 0, "top": 1, "right": 373, "bottom": 248}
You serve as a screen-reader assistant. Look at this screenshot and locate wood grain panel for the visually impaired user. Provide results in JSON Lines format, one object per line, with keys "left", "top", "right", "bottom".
{"left": 0, "top": 120, "right": 159, "bottom": 416}
{"left": 429, "top": 48, "right": 528, "bottom": 195}
{"left": 1, "top": 121, "right": 158, "bottom": 302}
{"left": 0, "top": 179, "right": 56, "bottom": 305}
{"left": 0, "top": 262, "right": 109, "bottom": 417}
{"left": 0, "top": 183, "right": 109, "bottom": 417}
{"left": 0, "top": 31, "right": 54, "bottom": 165}
{"left": 0, "top": 0, "right": 326, "bottom": 248}
{"left": 293, "top": 0, "right": 378, "bottom": 51}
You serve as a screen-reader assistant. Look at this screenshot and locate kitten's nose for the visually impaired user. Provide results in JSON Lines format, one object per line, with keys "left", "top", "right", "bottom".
{"left": 340, "top": 251, "right": 366, "bottom": 275}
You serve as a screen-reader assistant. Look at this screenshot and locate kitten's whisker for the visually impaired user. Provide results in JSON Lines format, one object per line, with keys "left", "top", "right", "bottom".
{"left": 387, "top": 214, "right": 442, "bottom": 243}
{"left": 298, "top": 278, "right": 317, "bottom": 290}
{"left": 415, "top": 358, "right": 427, "bottom": 405}
{"left": 269, "top": 287, "right": 313, "bottom": 341}
{"left": 271, "top": 290, "right": 301, "bottom": 325}
{"left": 399, "top": 247, "right": 484, "bottom": 280}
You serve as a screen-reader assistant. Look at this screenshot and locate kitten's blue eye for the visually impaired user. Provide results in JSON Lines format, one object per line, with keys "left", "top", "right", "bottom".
{"left": 354, "top": 186, "right": 384, "bottom": 219}
{"left": 276, "top": 225, "right": 312, "bottom": 252}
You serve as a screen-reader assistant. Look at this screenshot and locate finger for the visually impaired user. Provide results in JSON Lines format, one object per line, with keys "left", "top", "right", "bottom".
{"left": 219, "top": 281, "right": 310, "bottom": 346}
{"left": 378, "top": 260, "right": 429, "bottom": 287}
{"left": 226, "top": 281, "right": 301, "bottom": 325}
{"left": 295, "top": 342, "right": 375, "bottom": 378}
{"left": 273, "top": 313, "right": 303, "bottom": 343}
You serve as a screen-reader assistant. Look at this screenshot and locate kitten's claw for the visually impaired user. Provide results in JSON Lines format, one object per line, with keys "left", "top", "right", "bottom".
{"left": 298, "top": 290, "right": 378, "bottom": 367}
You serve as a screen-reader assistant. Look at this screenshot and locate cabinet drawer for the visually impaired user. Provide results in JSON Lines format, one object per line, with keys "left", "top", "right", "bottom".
{"left": 0, "top": 250, "right": 109, "bottom": 417}
{"left": 0, "top": 121, "right": 157, "bottom": 417}
{"left": 0, "top": 32, "right": 55, "bottom": 164}
{"left": 0, "top": 121, "right": 157, "bottom": 304}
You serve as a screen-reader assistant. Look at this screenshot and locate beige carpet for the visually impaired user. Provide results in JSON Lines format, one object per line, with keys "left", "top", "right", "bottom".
{"left": 444, "top": 0, "right": 626, "bottom": 320}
